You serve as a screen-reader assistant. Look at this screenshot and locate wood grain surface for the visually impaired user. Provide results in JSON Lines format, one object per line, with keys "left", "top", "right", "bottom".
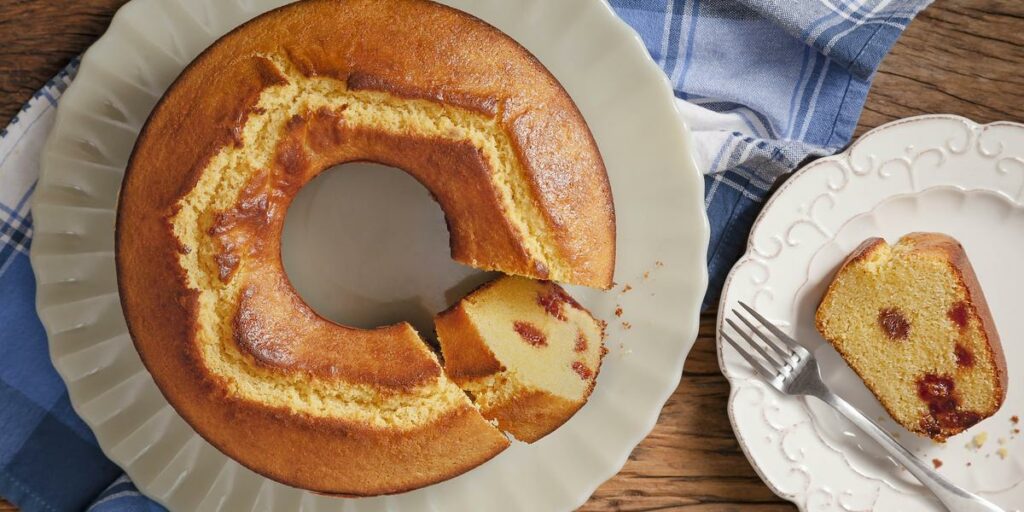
{"left": 1, "top": 1, "right": 1022, "bottom": 510}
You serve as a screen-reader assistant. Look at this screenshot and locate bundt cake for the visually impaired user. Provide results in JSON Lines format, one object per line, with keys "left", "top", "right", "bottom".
{"left": 435, "top": 276, "right": 606, "bottom": 443}
{"left": 115, "top": 0, "right": 615, "bottom": 496}
{"left": 816, "top": 233, "right": 1007, "bottom": 442}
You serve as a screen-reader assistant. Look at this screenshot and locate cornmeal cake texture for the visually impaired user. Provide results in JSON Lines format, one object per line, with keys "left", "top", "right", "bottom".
{"left": 816, "top": 233, "right": 1007, "bottom": 441}
{"left": 436, "top": 277, "right": 606, "bottom": 442}
{"left": 116, "top": 0, "right": 615, "bottom": 496}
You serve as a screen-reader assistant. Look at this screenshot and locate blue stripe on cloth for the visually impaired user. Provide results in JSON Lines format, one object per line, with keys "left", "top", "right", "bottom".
{"left": 784, "top": 45, "right": 813, "bottom": 138}
{"left": 6, "top": 397, "right": 122, "bottom": 511}
{"left": 609, "top": 0, "right": 930, "bottom": 307}
{"left": 661, "top": 1, "right": 687, "bottom": 83}
{"left": 0, "top": 1, "right": 930, "bottom": 509}
{"left": 703, "top": 170, "right": 768, "bottom": 299}
{"left": 0, "top": 254, "right": 148, "bottom": 512}
{"left": 0, "top": 381, "right": 49, "bottom": 468}
{"left": 0, "top": 257, "right": 63, "bottom": 411}
{"left": 673, "top": 0, "right": 701, "bottom": 98}
{"left": 0, "top": 200, "right": 23, "bottom": 218}
{"left": 0, "top": 52, "right": 163, "bottom": 511}
{"left": 88, "top": 476, "right": 163, "bottom": 512}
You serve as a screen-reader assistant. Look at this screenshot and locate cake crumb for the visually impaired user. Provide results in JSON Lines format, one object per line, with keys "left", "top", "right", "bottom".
{"left": 998, "top": 437, "right": 1006, "bottom": 445}
{"left": 1012, "top": 415, "right": 1020, "bottom": 425}
{"left": 971, "top": 432, "right": 989, "bottom": 449}
{"left": 621, "top": 284, "right": 633, "bottom": 294}
{"left": 642, "top": 271, "right": 650, "bottom": 280}
{"left": 621, "top": 321, "right": 632, "bottom": 330}
{"left": 614, "top": 306, "right": 623, "bottom": 317}
{"left": 932, "top": 458, "right": 943, "bottom": 469}
{"left": 655, "top": 260, "right": 664, "bottom": 268}
{"left": 997, "top": 447, "right": 1009, "bottom": 460}
{"left": 1014, "top": 428, "right": 1021, "bottom": 435}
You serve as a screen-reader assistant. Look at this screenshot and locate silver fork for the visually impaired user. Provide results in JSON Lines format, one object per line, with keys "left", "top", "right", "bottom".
{"left": 723, "top": 301, "right": 1005, "bottom": 512}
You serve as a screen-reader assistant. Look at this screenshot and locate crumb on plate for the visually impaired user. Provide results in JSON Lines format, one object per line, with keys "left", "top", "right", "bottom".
{"left": 971, "top": 432, "right": 989, "bottom": 449}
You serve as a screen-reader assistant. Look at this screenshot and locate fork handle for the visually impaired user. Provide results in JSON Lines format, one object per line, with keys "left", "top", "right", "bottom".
{"left": 817, "top": 390, "right": 1005, "bottom": 512}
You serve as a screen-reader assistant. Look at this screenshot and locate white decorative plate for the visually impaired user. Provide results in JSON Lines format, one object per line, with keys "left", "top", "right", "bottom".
{"left": 719, "top": 115, "right": 1024, "bottom": 512}
{"left": 30, "top": 0, "right": 709, "bottom": 510}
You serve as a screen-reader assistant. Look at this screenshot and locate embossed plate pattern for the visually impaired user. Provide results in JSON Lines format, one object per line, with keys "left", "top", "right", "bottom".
{"left": 30, "top": 0, "right": 709, "bottom": 510}
{"left": 719, "top": 115, "right": 1024, "bottom": 512}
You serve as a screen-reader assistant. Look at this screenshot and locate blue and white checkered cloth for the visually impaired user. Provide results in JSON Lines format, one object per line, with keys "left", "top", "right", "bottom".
{"left": 612, "top": 0, "right": 932, "bottom": 307}
{"left": 0, "top": 1, "right": 929, "bottom": 510}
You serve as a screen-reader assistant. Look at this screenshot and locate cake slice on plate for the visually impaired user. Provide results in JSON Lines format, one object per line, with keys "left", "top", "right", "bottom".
{"left": 436, "top": 276, "right": 606, "bottom": 442}
{"left": 816, "top": 232, "right": 1007, "bottom": 441}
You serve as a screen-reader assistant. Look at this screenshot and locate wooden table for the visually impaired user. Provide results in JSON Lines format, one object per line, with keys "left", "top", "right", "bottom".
{"left": 1, "top": 1, "right": 1021, "bottom": 510}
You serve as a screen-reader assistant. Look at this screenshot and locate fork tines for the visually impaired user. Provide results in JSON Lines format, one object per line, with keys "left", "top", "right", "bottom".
{"left": 721, "top": 301, "right": 809, "bottom": 382}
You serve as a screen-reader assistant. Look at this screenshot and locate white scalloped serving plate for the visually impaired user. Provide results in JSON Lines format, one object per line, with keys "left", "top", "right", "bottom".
{"left": 719, "top": 115, "right": 1024, "bottom": 512}
{"left": 30, "top": 0, "right": 709, "bottom": 511}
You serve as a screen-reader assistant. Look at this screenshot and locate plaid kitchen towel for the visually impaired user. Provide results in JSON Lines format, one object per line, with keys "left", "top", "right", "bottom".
{"left": 0, "top": 0, "right": 929, "bottom": 510}
{"left": 0, "top": 64, "right": 164, "bottom": 512}
{"left": 611, "top": 0, "right": 932, "bottom": 308}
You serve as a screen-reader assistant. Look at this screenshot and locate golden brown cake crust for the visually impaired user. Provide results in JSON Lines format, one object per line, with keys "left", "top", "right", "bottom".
{"left": 114, "top": 0, "right": 619, "bottom": 495}
{"left": 436, "top": 299, "right": 588, "bottom": 443}
{"left": 816, "top": 233, "right": 1007, "bottom": 441}
{"left": 837, "top": 237, "right": 887, "bottom": 269}
{"left": 481, "top": 390, "right": 583, "bottom": 443}
{"left": 434, "top": 305, "right": 505, "bottom": 380}
{"left": 483, "top": 342, "right": 606, "bottom": 444}
{"left": 122, "top": 0, "right": 614, "bottom": 289}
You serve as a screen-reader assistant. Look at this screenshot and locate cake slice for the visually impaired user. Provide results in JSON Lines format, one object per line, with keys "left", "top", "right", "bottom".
{"left": 435, "top": 276, "right": 606, "bottom": 442}
{"left": 816, "top": 233, "right": 1007, "bottom": 441}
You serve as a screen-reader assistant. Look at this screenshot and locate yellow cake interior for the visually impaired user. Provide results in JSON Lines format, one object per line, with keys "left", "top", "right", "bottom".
{"left": 167, "top": 54, "right": 573, "bottom": 428}
{"left": 445, "top": 277, "right": 605, "bottom": 409}
{"left": 817, "top": 238, "right": 1001, "bottom": 437}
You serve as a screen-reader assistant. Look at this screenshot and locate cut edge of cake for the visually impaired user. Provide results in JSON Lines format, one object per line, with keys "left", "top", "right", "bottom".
{"left": 815, "top": 233, "right": 1007, "bottom": 442}
{"left": 435, "top": 276, "right": 607, "bottom": 443}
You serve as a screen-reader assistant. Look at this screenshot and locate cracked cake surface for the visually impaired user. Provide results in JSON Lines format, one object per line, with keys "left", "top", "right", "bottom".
{"left": 116, "top": 0, "right": 614, "bottom": 495}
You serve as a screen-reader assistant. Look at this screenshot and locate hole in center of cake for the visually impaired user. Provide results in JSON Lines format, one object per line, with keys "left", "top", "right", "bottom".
{"left": 281, "top": 162, "right": 494, "bottom": 338}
